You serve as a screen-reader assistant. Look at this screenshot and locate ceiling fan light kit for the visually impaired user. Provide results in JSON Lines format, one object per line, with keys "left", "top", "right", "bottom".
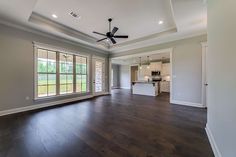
{"left": 93, "top": 18, "right": 129, "bottom": 44}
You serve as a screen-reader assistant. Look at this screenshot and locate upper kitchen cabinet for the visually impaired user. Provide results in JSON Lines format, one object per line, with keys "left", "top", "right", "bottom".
{"left": 161, "top": 63, "right": 170, "bottom": 76}
{"left": 150, "top": 62, "right": 162, "bottom": 71}
{"left": 139, "top": 65, "right": 151, "bottom": 80}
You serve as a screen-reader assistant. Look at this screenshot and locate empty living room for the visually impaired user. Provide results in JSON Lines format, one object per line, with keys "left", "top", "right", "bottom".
{"left": 0, "top": 0, "right": 235, "bottom": 157}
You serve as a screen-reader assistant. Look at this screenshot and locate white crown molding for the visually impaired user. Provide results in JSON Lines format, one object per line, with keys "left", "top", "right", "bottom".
{"left": 0, "top": 18, "right": 109, "bottom": 54}
{"left": 110, "top": 27, "right": 177, "bottom": 48}
{"left": 205, "top": 124, "right": 223, "bottom": 157}
{"left": 111, "top": 48, "right": 173, "bottom": 59}
{"left": 30, "top": 12, "right": 97, "bottom": 41}
{"left": 170, "top": 99, "right": 204, "bottom": 108}
{"left": 111, "top": 30, "right": 207, "bottom": 54}
{"left": 29, "top": 12, "right": 109, "bottom": 49}
{"left": 169, "top": 0, "right": 178, "bottom": 32}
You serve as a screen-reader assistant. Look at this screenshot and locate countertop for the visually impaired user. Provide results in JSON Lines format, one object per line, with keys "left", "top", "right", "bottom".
{"left": 132, "top": 81, "right": 159, "bottom": 84}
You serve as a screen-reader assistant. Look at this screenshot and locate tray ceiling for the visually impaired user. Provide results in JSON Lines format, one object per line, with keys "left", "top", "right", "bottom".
{"left": 0, "top": 0, "right": 207, "bottom": 54}
{"left": 33, "top": 0, "right": 176, "bottom": 43}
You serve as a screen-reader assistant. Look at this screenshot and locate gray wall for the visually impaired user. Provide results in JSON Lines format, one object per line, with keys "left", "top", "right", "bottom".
{"left": 172, "top": 39, "right": 203, "bottom": 104}
{"left": 111, "top": 64, "right": 120, "bottom": 88}
{"left": 207, "top": 0, "right": 236, "bottom": 156}
{"left": 114, "top": 35, "right": 206, "bottom": 104}
{"left": 0, "top": 23, "right": 109, "bottom": 111}
{"left": 119, "top": 65, "right": 131, "bottom": 89}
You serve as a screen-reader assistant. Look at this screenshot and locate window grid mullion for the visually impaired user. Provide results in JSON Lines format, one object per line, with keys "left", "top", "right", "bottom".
{"left": 56, "top": 51, "right": 60, "bottom": 96}
{"left": 73, "top": 55, "right": 76, "bottom": 93}
{"left": 85, "top": 57, "right": 87, "bottom": 92}
{"left": 81, "top": 59, "right": 82, "bottom": 93}
{"left": 38, "top": 72, "right": 56, "bottom": 74}
{"left": 66, "top": 57, "right": 68, "bottom": 93}
{"left": 46, "top": 50, "right": 49, "bottom": 96}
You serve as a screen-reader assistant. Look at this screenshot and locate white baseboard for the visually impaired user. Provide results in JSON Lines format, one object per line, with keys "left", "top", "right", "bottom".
{"left": 93, "top": 92, "right": 110, "bottom": 96}
{"left": 170, "top": 99, "right": 204, "bottom": 108}
{"left": 0, "top": 95, "right": 94, "bottom": 116}
{"left": 120, "top": 87, "right": 131, "bottom": 89}
{"left": 205, "top": 124, "right": 222, "bottom": 157}
{"left": 111, "top": 86, "right": 120, "bottom": 89}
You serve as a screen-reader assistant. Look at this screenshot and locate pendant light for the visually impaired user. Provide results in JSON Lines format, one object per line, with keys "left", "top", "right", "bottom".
{"left": 147, "top": 56, "right": 150, "bottom": 69}
{"left": 139, "top": 57, "right": 142, "bottom": 69}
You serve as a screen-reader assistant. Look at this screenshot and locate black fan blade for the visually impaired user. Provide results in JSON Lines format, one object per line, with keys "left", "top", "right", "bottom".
{"left": 114, "top": 35, "right": 128, "bottom": 38}
{"left": 111, "top": 27, "right": 118, "bottom": 35}
{"left": 97, "top": 38, "right": 107, "bottom": 42}
{"left": 93, "top": 31, "right": 106, "bottom": 36}
{"left": 110, "top": 37, "right": 117, "bottom": 44}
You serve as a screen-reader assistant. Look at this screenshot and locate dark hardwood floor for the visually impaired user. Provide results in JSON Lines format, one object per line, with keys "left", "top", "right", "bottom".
{"left": 0, "top": 89, "right": 214, "bottom": 157}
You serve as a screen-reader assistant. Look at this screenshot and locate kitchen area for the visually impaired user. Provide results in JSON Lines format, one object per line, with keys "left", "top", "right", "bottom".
{"left": 131, "top": 55, "right": 170, "bottom": 96}
{"left": 112, "top": 52, "right": 171, "bottom": 97}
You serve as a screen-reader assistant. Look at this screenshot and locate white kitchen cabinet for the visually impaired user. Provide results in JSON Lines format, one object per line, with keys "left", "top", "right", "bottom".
{"left": 150, "top": 62, "right": 162, "bottom": 71}
{"left": 138, "top": 62, "right": 163, "bottom": 80}
{"left": 138, "top": 65, "right": 151, "bottom": 80}
{"left": 161, "top": 63, "right": 170, "bottom": 76}
{"left": 160, "top": 81, "right": 170, "bottom": 92}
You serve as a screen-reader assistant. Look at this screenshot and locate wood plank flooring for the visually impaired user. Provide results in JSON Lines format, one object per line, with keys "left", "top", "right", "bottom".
{"left": 0, "top": 89, "right": 214, "bottom": 157}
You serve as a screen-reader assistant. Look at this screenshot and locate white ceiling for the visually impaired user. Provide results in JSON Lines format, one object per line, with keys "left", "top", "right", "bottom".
{"left": 33, "top": 0, "right": 176, "bottom": 43}
{"left": 0, "top": 0, "right": 207, "bottom": 54}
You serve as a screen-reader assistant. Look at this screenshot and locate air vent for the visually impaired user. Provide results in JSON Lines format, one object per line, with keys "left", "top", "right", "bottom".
{"left": 70, "top": 11, "right": 80, "bottom": 19}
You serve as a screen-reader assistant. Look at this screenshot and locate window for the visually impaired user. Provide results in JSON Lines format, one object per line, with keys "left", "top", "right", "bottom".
{"left": 59, "top": 53, "right": 74, "bottom": 94}
{"left": 37, "top": 49, "right": 57, "bottom": 97}
{"left": 95, "top": 60, "right": 103, "bottom": 92}
{"left": 76, "top": 56, "right": 87, "bottom": 93}
{"left": 111, "top": 69, "right": 113, "bottom": 87}
{"left": 35, "top": 48, "right": 88, "bottom": 98}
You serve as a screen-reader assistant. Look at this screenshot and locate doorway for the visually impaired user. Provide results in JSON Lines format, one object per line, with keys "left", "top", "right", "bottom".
{"left": 202, "top": 42, "right": 208, "bottom": 107}
{"left": 110, "top": 48, "right": 173, "bottom": 102}
{"left": 130, "top": 65, "right": 138, "bottom": 86}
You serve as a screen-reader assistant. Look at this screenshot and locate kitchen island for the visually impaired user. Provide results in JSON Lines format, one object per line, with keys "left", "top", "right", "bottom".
{"left": 132, "top": 81, "right": 159, "bottom": 96}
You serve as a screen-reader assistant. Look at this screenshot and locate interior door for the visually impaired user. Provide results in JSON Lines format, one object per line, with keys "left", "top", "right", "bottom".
{"left": 92, "top": 57, "right": 105, "bottom": 96}
{"left": 202, "top": 45, "right": 208, "bottom": 107}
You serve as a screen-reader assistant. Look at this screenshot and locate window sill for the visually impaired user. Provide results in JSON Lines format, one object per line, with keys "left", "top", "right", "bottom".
{"left": 34, "top": 92, "right": 90, "bottom": 102}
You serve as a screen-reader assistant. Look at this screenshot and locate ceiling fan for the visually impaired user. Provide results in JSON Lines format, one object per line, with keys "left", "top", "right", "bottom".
{"left": 93, "top": 18, "right": 128, "bottom": 44}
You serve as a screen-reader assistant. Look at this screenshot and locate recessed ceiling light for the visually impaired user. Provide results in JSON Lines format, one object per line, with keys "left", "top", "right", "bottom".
{"left": 159, "top": 20, "right": 164, "bottom": 25}
{"left": 52, "top": 14, "right": 58, "bottom": 18}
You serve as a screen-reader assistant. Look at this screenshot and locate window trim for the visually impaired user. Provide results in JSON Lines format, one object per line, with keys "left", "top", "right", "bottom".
{"left": 34, "top": 45, "right": 90, "bottom": 100}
